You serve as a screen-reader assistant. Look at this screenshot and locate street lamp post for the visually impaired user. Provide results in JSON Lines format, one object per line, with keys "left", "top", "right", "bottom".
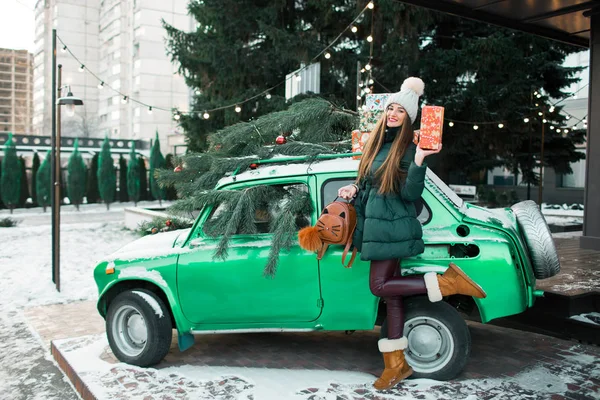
{"left": 51, "top": 29, "right": 84, "bottom": 292}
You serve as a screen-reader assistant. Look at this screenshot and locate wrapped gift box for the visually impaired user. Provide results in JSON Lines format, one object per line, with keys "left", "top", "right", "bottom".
{"left": 365, "top": 94, "right": 391, "bottom": 111}
{"left": 359, "top": 110, "right": 383, "bottom": 132}
{"left": 419, "top": 105, "right": 444, "bottom": 150}
{"left": 352, "top": 130, "right": 370, "bottom": 159}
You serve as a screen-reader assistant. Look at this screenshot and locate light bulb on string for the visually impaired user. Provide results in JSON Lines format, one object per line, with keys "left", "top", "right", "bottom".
{"left": 523, "top": 118, "right": 529, "bottom": 123}
{"left": 543, "top": 119, "right": 547, "bottom": 123}
{"left": 351, "top": 26, "right": 358, "bottom": 33}
{"left": 473, "top": 125, "right": 479, "bottom": 130}
{"left": 361, "top": 105, "right": 367, "bottom": 110}
{"left": 549, "top": 106, "right": 555, "bottom": 112}
{"left": 536, "top": 94, "right": 542, "bottom": 98}
{"left": 498, "top": 123, "right": 504, "bottom": 128}
{"left": 367, "top": 35, "right": 373, "bottom": 42}
{"left": 356, "top": 95, "right": 362, "bottom": 100}
{"left": 203, "top": 112, "right": 210, "bottom": 119}
{"left": 174, "top": 112, "right": 181, "bottom": 121}
{"left": 147, "top": 106, "right": 153, "bottom": 114}
{"left": 367, "top": 2, "right": 374, "bottom": 9}
{"left": 194, "top": 89, "right": 201, "bottom": 96}
{"left": 266, "top": 93, "right": 272, "bottom": 100}
{"left": 364, "top": 87, "right": 371, "bottom": 94}
{"left": 79, "top": 64, "right": 85, "bottom": 72}
{"left": 360, "top": 68, "right": 365, "bottom": 73}
{"left": 61, "top": 45, "right": 67, "bottom": 53}
{"left": 295, "top": 74, "right": 301, "bottom": 81}
{"left": 235, "top": 105, "right": 241, "bottom": 113}
{"left": 121, "top": 96, "right": 128, "bottom": 104}
{"left": 448, "top": 122, "right": 454, "bottom": 127}
{"left": 550, "top": 125, "right": 555, "bottom": 130}
{"left": 324, "top": 52, "right": 331, "bottom": 59}
{"left": 556, "top": 129, "right": 561, "bottom": 133}
{"left": 369, "top": 79, "right": 374, "bottom": 84}
{"left": 566, "top": 115, "right": 570, "bottom": 120}
{"left": 365, "top": 64, "right": 371, "bottom": 71}
{"left": 98, "top": 81, "right": 104, "bottom": 89}
{"left": 538, "top": 112, "right": 543, "bottom": 116}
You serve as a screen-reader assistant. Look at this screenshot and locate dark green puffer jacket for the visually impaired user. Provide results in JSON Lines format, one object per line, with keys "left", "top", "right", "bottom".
{"left": 353, "top": 130, "right": 427, "bottom": 261}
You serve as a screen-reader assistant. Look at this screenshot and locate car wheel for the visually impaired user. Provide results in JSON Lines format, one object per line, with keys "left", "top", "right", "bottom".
{"left": 106, "top": 289, "right": 172, "bottom": 367}
{"left": 511, "top": 200, "right": 561, "bottom": 279}
{"left": 379, "top": 296, "right": 470, "bottom": 381}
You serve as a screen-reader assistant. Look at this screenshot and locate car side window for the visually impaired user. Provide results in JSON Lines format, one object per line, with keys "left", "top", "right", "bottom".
{"left": 321, "top": 178, "right": 431, "bottom": 225}
{"left": 202, "top": 182, "right": 312, "bottom": 236}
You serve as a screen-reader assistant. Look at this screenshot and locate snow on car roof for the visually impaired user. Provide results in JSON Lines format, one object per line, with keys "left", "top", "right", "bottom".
{"left": 217, "top": 157, "right": 360, "bottom": 187}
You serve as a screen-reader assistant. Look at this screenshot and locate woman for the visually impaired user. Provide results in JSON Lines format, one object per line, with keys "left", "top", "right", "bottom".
{"left": 338, "top": 77, "right": 486, "bottom": 390}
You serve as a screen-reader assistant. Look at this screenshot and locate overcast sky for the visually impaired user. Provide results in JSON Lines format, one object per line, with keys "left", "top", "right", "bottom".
{"left": 0, "top": 0, "right": 35, "bottom": 52}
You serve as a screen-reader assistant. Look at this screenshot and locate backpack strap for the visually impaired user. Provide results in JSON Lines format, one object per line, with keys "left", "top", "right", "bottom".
{"left": 341, "top": 239, "right": 358, "bottom": 268}
{"left": 316, "top": 243, "right": 329, "bottom": 260}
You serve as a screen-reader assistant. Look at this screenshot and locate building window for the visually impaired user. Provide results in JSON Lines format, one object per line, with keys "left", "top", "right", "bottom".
{"left": 559, "top": 150, "right": 586, "bottom": 188}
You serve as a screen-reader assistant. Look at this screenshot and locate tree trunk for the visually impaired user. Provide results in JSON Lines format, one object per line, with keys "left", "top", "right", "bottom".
{"left": 106, "top": 202, "right": 110, "bottom": 210}
{"left": 76, "top": 203, "right": 80, "bottom": 211}
{"left": 43, "top": 205, "right": 47, "bottom": 212}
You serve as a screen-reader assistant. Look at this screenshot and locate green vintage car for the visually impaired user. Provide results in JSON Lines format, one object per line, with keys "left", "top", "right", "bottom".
{"left": 94, "top": 154, "right": 560, "bottom": 380}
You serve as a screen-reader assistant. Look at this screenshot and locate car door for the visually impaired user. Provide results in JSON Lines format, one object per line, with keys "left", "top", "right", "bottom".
{"left": 177, "top": 177, "right": 323, "bottom": 325}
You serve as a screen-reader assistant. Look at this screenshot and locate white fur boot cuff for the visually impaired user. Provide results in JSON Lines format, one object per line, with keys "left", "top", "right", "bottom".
{"left": 424, "top": 272, "right": 443, "bottom": 302}
{"left": 378, "top": 337, "right": 408, "bottom": 353}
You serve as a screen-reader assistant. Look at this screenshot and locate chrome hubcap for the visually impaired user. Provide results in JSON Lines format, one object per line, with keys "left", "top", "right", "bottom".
{"left": 404, "top": 316, "right": 454, "bottom": 373}
{"left": 112, "top": 305, "right": 148, "bottom": 357}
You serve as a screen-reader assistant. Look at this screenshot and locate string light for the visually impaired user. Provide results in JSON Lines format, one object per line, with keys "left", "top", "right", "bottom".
{"left": 367, "top": 2, "right": 374, "bottom": 9}
{"left": 351, "top": 26, "right": 358, "bottom": 33}
{"left": 364, "top": 64, "right": 371, "bottom": 71}
{"left": 448, "top": 122, "right": 454, "bottom": 127}
{"left": 121, "top": 96, "right": 128, "bottom": 104}
{"left": 173, "top": 112, "right": 181, "bottom": 120}
{"left": 498, "top": 123, "right": 504, "bottom": 128}
{"left": 550, "top": 125, "right": 555, "bottom": 130}
{"left": 266, "top": 93, "right": 272, "bottom": 100}
{"left": 367, "top": 35, "right": 373, "bottom": 42}
{"left": 203, "top": 112, "right": 210, "bottom": 119}
{"left": 523, "top": 118, "right": 530, "bottom": 123}
{"left": 549, "top": 106, "right": 555, "bottom": 112}
{"left": 97, "top": 81, "right": 104, "bottom": 89}
{"left": 324, "top": 52, "right": 331, "bottom": 59}
{"left": 194, "top": 89, "right": 201, "bottom": 96}
{"left": 543, "top": 119, "right": 547, "bottom": 123}
{"left": 78, "top": 64, "right": 85, "bottom": 72}
{"left": 147, "top": 106, "right": 153, "bottom": 114}
{"left": 235, "top": 105, "right": 241, "bottom": 113}
{"left": 473, "top": 125, "right": 479, "bottom": 130}
{"left": 295, "top": 74, "right": 301, "bottom": 81}
{"left": 356, "top": 95, "right": 361, "bottom": 100}
{"left": 369, "top": 79, "right": 374, "bottom": 84}
{"left": 538, "top": 112, "right": 543, "bottom": 116}
{"left": 61, "top": 45, "right": 67, "bottom": 53}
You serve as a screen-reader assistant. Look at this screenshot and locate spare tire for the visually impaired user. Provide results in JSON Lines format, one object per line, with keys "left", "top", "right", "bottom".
{"left": 510, "top": 200, "right": 561, "bottom": 279}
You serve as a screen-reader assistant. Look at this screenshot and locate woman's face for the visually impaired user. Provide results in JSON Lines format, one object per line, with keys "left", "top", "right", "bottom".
{"left": 386, "top": 104, "right": 406, "bottom": 128}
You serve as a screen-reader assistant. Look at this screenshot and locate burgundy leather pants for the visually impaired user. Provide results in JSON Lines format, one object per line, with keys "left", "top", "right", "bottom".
{"left": 370, "top": 259, "right": 427, "bottom": 339}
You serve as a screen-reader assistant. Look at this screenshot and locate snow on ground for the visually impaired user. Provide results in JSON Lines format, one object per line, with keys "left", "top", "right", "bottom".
{"left": 570, "top": 312, "right": 600, "bottom": 325}
{"left": 0, "top": 206, "right": 139, "bottom": 399}
{"left": 54, "top": 334, "right": 600, "bottom": 400}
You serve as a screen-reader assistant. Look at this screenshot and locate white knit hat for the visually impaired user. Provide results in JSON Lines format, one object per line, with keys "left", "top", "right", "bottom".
{"left": 383, "top": 77, "right": 425, "bottom": 123}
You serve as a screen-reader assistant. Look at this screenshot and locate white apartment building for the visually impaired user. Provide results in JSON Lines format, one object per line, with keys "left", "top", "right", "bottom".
{"left": 33, "top": 0, "right": 190, "bottom": 152}
{"left": 0, "top": 48, "right": 33, "bottom": 134}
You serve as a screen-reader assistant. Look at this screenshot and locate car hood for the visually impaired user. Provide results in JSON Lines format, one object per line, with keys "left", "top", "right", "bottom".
{"left": 102, "top": 228, "right": 192, "bottom": 263}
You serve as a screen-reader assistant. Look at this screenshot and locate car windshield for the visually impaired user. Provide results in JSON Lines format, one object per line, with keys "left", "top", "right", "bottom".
{"left": 426, "top": 169, "right": 464, "bottom": 208}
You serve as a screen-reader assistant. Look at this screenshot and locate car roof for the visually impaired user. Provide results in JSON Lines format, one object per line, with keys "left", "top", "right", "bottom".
{"left": 217, "top": 157, "right": 360, "bottom": 187}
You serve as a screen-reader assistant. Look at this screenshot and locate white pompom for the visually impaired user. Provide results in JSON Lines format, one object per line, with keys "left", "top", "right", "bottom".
{"left": 400, "top": 77, "right": 424, "bottom": 97}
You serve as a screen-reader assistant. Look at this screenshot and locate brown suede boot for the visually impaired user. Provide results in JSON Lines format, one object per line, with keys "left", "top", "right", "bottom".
{"left": 373, "top": 337, "right": 414, "bottom": 390}
{"left": 424, "top": 262, "right": 487, "bottom": 302}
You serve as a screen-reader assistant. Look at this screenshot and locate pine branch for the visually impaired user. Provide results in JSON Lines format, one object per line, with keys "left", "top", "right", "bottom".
{"left": 214, "top": 189, "right": 252, "bottom": 260}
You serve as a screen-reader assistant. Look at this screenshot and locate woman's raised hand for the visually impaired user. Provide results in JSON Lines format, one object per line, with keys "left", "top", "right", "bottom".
{"left": 338, "top": 184, "right": 358, "bottom": 200}
{"left": 415, "top": 144, "right": 442, "bottom": 166}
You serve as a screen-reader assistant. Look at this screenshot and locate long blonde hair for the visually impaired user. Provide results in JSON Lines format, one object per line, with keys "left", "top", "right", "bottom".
{"left": 356, "top": 112, "right": 414, "bottom": 194}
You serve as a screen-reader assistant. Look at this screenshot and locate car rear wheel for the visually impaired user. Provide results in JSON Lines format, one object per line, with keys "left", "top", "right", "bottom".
{"left": 380, "top": 296, "right": 471, "bottom": 381}
{"left": 106, "top": 289, "right": 172, "bottom": 367}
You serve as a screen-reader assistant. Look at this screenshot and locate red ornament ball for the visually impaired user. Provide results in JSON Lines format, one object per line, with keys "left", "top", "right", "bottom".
{"left": 276, "top": 135, "right": 287, "bottom": 145}
{"left": 249, "top": 163, "right": 258, "bottom": 170}
{"left": 151, "top": 227, "right": 158, "bottom": 234}
{"left": 174, "top": 165, "right": 183, "bottom": 173}
{"left": 165, "top": 219, "right": 172, "bottom": 227}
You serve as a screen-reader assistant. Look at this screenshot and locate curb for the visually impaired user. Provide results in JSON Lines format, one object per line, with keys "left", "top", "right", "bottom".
{"left": 51, "top": 341, "right": 97, "bottom": 400}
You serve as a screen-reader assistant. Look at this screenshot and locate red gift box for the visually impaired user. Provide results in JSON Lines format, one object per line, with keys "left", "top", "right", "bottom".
{"left": 419, "top": 106, "right": 444, "bottom": 150}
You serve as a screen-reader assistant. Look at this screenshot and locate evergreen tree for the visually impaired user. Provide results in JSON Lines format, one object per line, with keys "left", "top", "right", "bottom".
{"left": 97, "top": 137, "right": 116, "bottom": 210}
{"left": 118, "top": 154, "right": 128, "bottom": 202}
{"left": 67, "top": 138, "right": 87, "bottom": 210}
{"left": 86, "top": 153, "right": 100, "bottom": 204}
{"left": 0, "top": 133, "right": 21, "bottom": 213}
{"left": 36, "top": 150, "right": 52, "bottom": 212}
{"left": 149, "top": 131, "right": 167, "bottom": 205}
{"left": 18, "top": 156, "right": 29, "bottom": 208}
{"left": 31, "top": 151, "right": 40, "bottom": 207}
{"left": 164, "top": 153, "right": 178, "bottom": 200}
{"left": 139, "top": 156, "right": 148, "bottom": 201}
{"left": 127, "top": 142, "right": 141, "bottom": 206}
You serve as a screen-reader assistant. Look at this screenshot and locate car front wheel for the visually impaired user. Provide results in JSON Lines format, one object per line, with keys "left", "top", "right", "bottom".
{"left": 380, "top": 296, "right": 471, "bottom": 381}
{"left": 106, "top": 289, "right": 172, "bottom": 367}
